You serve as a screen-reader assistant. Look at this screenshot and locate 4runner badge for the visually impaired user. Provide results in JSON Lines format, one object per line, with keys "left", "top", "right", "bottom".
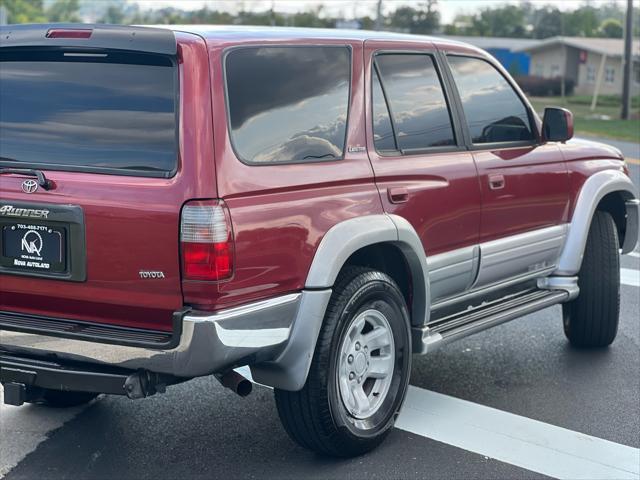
{"left": 0, "top": 205, "right": 49, "bottom": 219}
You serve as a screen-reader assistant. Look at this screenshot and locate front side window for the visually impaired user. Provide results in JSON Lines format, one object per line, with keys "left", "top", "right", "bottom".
{"left": 448, "top": 55, "right": 534, "bottom": 145}
{"left": 225, "top": 46, "right": 351, "bottom": 164}
{"left": 373, "top": 54, "right": 456, "bottom": 153}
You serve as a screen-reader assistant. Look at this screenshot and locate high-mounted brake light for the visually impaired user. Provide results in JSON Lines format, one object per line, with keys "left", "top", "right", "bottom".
{"left": 180, "top": 200, "right": 234, "bottom": 281}
{"left": 46, "top": 29, "right": 93, "bottom": 39}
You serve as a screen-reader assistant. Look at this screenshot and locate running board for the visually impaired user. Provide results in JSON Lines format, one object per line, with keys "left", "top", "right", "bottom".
{"left": 413, "top": 289, "right": 569, "bottom": 354}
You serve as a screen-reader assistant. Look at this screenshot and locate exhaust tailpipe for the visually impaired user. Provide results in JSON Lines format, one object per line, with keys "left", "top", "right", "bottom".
{"left": 216, "top": 370, "right": 252, "bottom": 397}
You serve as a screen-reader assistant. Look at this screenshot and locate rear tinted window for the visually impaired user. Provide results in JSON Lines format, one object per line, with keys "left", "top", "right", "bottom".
{"left": 0, "top": 51, "right": 177, "bottom": 177}
{"left": 374, "top": 54, "right": 455, "bottom": 152}
{"left": 225, "top": 46, "right": 351, "bottom": 164}
{"left": 447, "top": 56, "right": 534, "bottom": 144}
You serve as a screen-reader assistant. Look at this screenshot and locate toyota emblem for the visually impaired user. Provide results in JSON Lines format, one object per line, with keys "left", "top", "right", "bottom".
{"left": 21, "top": 179, "right": 39, "bottom": 194}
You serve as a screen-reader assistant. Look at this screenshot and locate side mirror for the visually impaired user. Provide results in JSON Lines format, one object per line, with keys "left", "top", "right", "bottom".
{"left": 542, "top": 107, "right": 574, "bottom": 143}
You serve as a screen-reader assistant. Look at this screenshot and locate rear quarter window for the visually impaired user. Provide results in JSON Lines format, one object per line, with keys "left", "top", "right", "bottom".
{"left": 225, "top": 46, "right": 351, "bottom": 164}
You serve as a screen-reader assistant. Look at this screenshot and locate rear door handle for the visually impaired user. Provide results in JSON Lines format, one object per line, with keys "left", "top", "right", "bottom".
{"left": 388, "top": 187, "right": 409, "bottom": 204}
{"left": 488, "top": 174, "right": 505, "bottom": 190}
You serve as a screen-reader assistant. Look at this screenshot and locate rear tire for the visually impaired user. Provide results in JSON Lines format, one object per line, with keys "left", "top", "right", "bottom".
{"left": 562, "top": 210, "right": 620, "bottom": 347}
{"left": 274, "top": 266, "right": 412, "bottom": 457}
{"left": 28, "top": 387, "right": 98, "bottom": 408}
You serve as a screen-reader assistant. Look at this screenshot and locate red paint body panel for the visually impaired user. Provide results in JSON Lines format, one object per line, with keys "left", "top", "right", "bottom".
{"left": 0, "top": 33, "right": 215, "bottom": 331}
{"left": 1, "top": 26, "right": 632, "bottom": 335}
{"left": 364, "top": 40, "right": 481, "bottom": 256}
{"left": 433, "top": 40, "right": 571, "bottom": 241}
{"left": 182, "top": 38, "right": 382, "bottom": 310}
{"left": 560, "top": 137, "right": 627, "bottom": 217}
{"left": 472, "top": 144, "right": 570, "bottom": 242}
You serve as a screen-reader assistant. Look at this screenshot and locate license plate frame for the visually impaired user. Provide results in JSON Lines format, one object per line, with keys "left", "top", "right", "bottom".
{"left": 0, "top": 202, "right": 86, "bottom": 282}
{"left": 1, "top": 222, "right": 67, "bottom": 274}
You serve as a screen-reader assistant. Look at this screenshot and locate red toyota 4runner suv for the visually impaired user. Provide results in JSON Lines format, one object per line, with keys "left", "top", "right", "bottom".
{"left": 1, "top": 24, "right": 638, "bottom": 457}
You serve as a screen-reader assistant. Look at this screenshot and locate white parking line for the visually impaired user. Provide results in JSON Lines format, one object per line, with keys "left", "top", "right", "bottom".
{"left": 627, "top": 252, "right": 640, "bottom": 258}
{"left": 621, "top": 268, "right": 640, "bottom": 287}
{"left": 396, "top": 386, "right": 640, "bottom": 480}
{"left": 238, "top": 365, "right": 640, "bottom": 479}
{"left": 0, "top": 385, "right": 92, "bottom": 478}
{"left": 1, "top": 260, "right": 638, "bottom": 480}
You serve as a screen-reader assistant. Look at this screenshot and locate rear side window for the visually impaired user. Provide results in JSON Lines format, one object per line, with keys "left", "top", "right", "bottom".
{"left": 374, "top": 54, "right": 456, "bottom": 153}
{"left": 225, "top": 46, "right": 351, "bottom": 164}
{"left": 447, "top": 56, "right": 534, "bottom": 144}
{"left": 0, "top": 50, "right": 177, "bottom": 177}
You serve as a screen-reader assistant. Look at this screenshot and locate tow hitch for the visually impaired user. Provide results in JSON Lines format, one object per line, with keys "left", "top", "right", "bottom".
{"left": 124, "top": 370, "right": 168, "bottom": 399}
{"left": 1, "top": 351, "right": 179, "bottom": 405}
{"left": 3, "top": 382, "right": 28, "bottom": 406}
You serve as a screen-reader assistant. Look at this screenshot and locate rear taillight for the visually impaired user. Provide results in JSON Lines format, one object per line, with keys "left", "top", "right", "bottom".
{"left": 180, "top": 200, "right": 234, "bottom": 281}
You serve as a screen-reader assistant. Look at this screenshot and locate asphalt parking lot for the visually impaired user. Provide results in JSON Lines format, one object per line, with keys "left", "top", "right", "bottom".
{"left": 1, "top": 137, "right": 639, "bottom": 480}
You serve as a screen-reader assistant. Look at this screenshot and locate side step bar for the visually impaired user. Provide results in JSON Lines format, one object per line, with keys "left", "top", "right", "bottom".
{"left": 413, "top": 289, "right": 569, "bottom": 354}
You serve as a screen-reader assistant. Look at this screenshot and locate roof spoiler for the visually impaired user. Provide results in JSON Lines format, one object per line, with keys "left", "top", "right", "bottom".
{"left": 0, "top": 24, "right": 176, "bottom": 56}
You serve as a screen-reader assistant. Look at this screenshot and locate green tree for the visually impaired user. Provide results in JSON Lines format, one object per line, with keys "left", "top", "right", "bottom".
{"left": 358, "top": 15, "right": 375, "bottom": 31}
{"left": 0, "top": 0, "right": 46, "bottom": 23}
{"left": 414, "top": 0, "right": 440, "bottom": 35}
{"left": 443, "top": 24, "right": 458, "bottom": 35}
{"left": 599, "top": 18, "right": 623, "bottom": 38}
{"left": 470, "top": 5, "right": 527, "bottom": 37}
{"left": 532, "top": 7, "right": 563, "bottom": 39}
{"left": 565, "top": 6, "right": 599, "bottom": 36}
{"left": 444, "top": 2, "right": 636, "bottom": 40}
{"left": 388, "top": 6, "right": 417, "bottom": 32}
{"left": 289, "top": 6, "right": 332, "bottom": 28}
{"left": 100, "top": 5, "right": 125, "bottom": 24}
{"left": 189, "top": 7, "right": 234, "bottom": 25}
{"left": 46, "top": 0, "right": 80, "bottom": 22}
{"left": 444, "top": 13, "right": 473, "bottom": 35}
{"left": 388, "top": 1, "right": 439, "bottom": 34}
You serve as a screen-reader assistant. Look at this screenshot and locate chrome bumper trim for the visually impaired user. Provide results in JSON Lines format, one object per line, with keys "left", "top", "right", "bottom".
{"left": 0, "top": 293, "right": 302, "bottom": 378}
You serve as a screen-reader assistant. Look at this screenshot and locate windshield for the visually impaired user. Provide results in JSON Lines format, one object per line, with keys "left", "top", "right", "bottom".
{"left": 0, "top": 50, "right": 178, "bottom": 177}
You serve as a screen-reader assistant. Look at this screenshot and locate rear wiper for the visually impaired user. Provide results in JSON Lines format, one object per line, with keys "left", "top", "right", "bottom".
{"left": 302, "top": 153, "right": 337, "bottom": 160}
{"left": 0, "top": 167, "right": 53, "bottom": 190}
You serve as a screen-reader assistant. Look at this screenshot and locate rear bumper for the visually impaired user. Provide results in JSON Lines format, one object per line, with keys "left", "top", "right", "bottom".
{"left": 0, "top": 293, "right": 302, "bottom": 379}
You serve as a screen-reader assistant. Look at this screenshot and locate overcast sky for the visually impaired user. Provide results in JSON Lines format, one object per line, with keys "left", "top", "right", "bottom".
{"left": 133, "top": 0, "right": 627, "bottom": 24}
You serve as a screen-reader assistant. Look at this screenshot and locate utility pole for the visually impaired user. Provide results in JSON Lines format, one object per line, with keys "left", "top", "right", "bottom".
{"left": 621, "top": 0, "right": 633, "bottom": 120}
{"left": 375, "top": 0, "right": 383, "bottom": 31}
{"left": 561, "top": 14, "right": 566, "bottom": 101}
{"left": 270, "top": 0, "right": 275, "bottom": 26}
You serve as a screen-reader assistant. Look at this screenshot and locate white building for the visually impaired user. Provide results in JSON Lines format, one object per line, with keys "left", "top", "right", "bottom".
{"left": 517, "top": 36, "right": 640, "bottom": 96}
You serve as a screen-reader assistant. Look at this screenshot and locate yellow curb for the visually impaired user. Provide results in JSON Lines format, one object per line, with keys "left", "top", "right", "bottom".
{"left": 626, "top": 157, "right": 640, "bottom": 165}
